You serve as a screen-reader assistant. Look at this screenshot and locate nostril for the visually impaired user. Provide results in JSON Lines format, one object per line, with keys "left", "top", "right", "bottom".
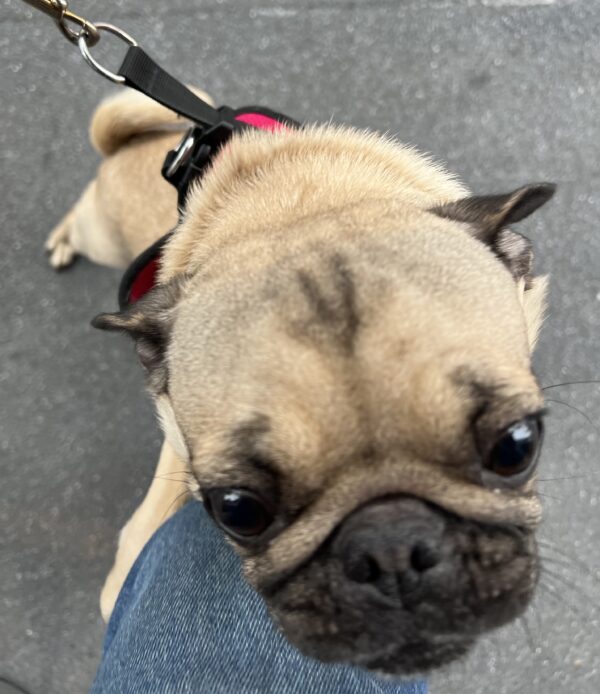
{"left": 344, "top": 552, "right": 381, "bottom": 584}
{"left": 410, "top": 541, "right": 440, "bottom": 572}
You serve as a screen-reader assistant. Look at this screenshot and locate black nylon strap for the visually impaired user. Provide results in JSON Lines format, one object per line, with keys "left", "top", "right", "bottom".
{"left": 118, "top": 46, "right": 221, "bottom": 127}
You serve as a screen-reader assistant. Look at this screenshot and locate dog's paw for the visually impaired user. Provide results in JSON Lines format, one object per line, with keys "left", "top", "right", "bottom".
{"left": 45, "top": 220, "right": 77, "bottom": 270}
{"left": 100, "top": 565, "right": 123, "bottom": 623}
{"left": 99, "top": 520, "right": 155, "bottom": 622}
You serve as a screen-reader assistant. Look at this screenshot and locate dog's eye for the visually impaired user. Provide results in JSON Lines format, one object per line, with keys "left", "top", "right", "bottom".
{"left": 205, "top": 488, "right": 274, "bottom": 540}
{"left": 484, "top": 416, "right": 542, "bottom": 480}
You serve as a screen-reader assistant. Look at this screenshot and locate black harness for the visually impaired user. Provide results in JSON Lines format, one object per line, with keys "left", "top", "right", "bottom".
{"left": 115, "top": 46, "right": 298, "bottom": 309}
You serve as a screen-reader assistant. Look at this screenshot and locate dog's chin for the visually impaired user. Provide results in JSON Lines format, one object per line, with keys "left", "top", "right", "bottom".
{"left": 360, "top": 640, "right": 474, "bottom": 677}
{"left": 267, "top": 572, "right": 536, "bottom": 676}
{"left": 288, "top": 631, "right": 476, "bottom": 677}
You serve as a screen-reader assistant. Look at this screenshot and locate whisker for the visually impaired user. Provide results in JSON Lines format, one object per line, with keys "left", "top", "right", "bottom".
{"left": 527, "top": 598, "right": 543, "bottom": 636}
{"left": 540, "top": 555, "right": 573, "bottom": 571}
{"left": 542, "top": 380, "right": 600, "bottom": 391}
{"left": 161, "top": 488, "right": 192, "bottom": 523}
{"left": 537, "top": 539, "right": 593, "bottom": 575}
{"left": 536, "top": 492, "right": 563, "bottom": 502}
{"left": 517, "top": 614, "right": 537, "bottom": 653}
{"left": 138, "top": 469, "right": 192, "bottom": 482}
{"left": 545, "top": 398, "right": 597, "bottom": 429}
{"left": 541, "top": 567, "right": 599, "bottom": 612}
{"left": 536, "top": 475, "right": 586, "bottom": 483}
{"left": 153, "top": 472, "right": 193, "bottom": 482}
{"left": 537, "top": 579, "right": 584, "bottom": 618}
{"left": 540, "top": 554, "right": 599, "bottom": 583}
{"left": 151, "top": 478, "right": 190, "bottom": 484}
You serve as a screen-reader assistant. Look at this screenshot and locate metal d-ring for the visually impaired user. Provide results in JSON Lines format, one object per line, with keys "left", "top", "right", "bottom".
{"left": 165, "top": 130, "right": 197, "bottom": 178}
{"left": 78, "top": 23, "right": 138, "bottom": 84}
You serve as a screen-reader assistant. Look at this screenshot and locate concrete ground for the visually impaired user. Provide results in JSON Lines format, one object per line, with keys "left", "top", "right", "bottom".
{"left": 1, "top": 0, "right": 599, "bottom": 692}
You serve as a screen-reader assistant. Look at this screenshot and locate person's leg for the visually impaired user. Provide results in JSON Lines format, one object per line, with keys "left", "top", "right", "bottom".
{"left": 100, "top": 441, "right": 190, "bottom": 622}
{"left": 91, "top": 501, "right": 427, "bottom": 694}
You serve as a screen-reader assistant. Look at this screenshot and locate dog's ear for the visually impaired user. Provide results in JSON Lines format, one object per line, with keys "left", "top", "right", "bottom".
{"left": 91, "top": 279, "right": 184, "bottom": 393}
{"left": 432, "top": 182, "right": 555, "bottom": 283}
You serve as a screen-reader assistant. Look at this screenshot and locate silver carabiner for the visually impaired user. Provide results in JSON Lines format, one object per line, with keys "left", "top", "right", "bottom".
{"left": 22, "top": 0, "right": 101, "bottom": 47}
{"left": 78, "top": 23, "right": 138, "bottom": 85}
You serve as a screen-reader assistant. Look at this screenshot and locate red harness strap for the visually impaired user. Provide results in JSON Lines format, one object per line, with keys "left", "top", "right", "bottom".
{"left": 128, "top": 257, "right": 161, "bottom": 304}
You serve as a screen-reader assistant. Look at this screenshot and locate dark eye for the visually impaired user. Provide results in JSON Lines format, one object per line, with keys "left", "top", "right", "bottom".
{"left": 484, "top": 416, "right": 543, "bottom": 480}
{"left": 205, "top": 488, "right": 274, "bottom": 540}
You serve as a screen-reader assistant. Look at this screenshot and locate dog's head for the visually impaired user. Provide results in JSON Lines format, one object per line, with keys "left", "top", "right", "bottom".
{"left": 94, "top": 127, "right": 554, "bottom": 675}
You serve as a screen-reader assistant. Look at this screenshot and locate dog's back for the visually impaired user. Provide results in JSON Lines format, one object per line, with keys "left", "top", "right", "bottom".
{"left": 46, "top": 89, "right": 213, "bottom": 268}
{"left": 90, "top": 88, "right": 212, "bottom": 156}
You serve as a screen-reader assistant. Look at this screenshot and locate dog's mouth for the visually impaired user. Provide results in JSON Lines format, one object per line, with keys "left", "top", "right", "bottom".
{"left": 260, "top": 497, "right": 539, "bottom": 675}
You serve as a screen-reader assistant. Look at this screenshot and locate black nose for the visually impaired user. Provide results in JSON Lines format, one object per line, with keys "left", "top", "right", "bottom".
{"left": 332, "top": 497, "right": 447, "bottom": 603}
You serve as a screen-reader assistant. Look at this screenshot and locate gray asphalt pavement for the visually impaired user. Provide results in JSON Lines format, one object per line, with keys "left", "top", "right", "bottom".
{"left": 1, "top": 1, "right": 599, "bottom": 692}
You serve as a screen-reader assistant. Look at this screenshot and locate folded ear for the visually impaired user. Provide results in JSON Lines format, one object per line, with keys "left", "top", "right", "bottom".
{"left": 432, "top": 182, "right": 555, "bottom": 284}
{"left": 91, "top": 279, "right": 184, "bottom": 394}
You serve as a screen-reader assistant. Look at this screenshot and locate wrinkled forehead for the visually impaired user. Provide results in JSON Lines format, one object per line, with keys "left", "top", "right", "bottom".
{"left": 169, "top": 219, "right": 530, "bottom": 370}
{"left": 168, "top": 222, "right": 533, "bottom": 476}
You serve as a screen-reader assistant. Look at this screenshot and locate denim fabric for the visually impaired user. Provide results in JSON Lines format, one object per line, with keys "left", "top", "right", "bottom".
{"left": 91, "top": 501, "right": 427, "bottom": 694}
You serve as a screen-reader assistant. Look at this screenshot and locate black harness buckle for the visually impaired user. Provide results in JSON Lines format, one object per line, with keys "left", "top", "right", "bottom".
{"left": 162, "top": 109, "right": 241, "bottom": 211}
{"left": 118, "top": 105, "right": 298, "bottom": 309}
{"left": 161, "top": 106, "right": 300, "bottom": 212}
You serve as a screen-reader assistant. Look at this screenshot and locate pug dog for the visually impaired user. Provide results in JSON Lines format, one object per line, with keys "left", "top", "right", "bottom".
{"left": 46, "top": 88, "right": 554, "bottom": 675}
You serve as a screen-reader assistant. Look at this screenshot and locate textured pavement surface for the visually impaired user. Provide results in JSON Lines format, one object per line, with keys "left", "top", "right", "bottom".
{"left": 1, "top": 1, "right": 599, "bottom": 692}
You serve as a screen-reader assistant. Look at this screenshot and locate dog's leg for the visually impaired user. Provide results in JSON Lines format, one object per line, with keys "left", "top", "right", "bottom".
{"left": 46, "top": 88, "right": 209, "bottom": 271}
{"left": 45, "top": 207, "right": 78, "bottom": 269}
{"left": 100, "top": 440, "right": 191, "bottom": 622}
{"left": 46, "top": 179, "right": 131, "bottom": 270}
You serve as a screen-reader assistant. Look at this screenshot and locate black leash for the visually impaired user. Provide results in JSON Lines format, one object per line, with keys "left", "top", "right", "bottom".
{"left": 19, "top": 1, "right": 300, "bottom": 307}
{"left": 119, "top": 46, "right": 226, "bottom": 128}
{"left": 116, "top": 45, "right": 298, "bottom": 208}
{"left": 20, "top": 2, "right": 297, "bottom": 197}
{"left": 20, "top": 0, "right": 299, "bottom": 308}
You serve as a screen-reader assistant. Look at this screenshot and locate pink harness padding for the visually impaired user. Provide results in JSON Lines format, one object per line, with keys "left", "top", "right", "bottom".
{"left": 234, "top": 112, "right": 288, "bottom": 132}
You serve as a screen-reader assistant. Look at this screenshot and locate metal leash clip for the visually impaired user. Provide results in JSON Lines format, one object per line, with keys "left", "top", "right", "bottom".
{"left": 19, "top": 0, "right": 232, "bottom": 123}
{"left": 22, "top": 0, "right": 100, "bottom": 46}
{"left": 21, "top": 0, "right": 138, "bottom": 83}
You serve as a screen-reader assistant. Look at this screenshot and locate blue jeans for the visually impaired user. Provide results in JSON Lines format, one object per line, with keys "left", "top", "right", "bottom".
{"left": 91, "top": 501, "right": 427, "bottom": 694}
